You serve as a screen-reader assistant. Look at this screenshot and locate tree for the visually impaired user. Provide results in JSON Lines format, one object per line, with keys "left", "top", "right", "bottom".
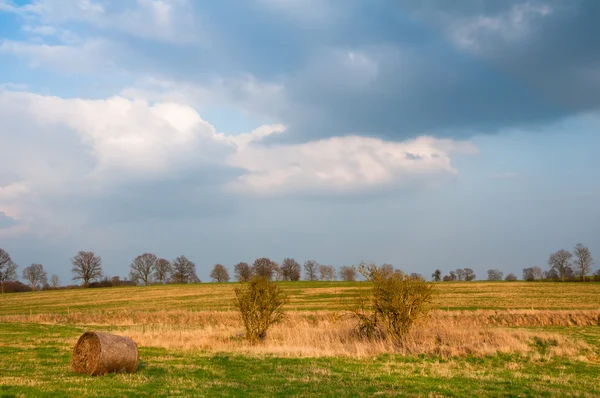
{"left": 171, "top": 255, "right": 198, "bottom": 283}
{"left": 130, "top": 253, "right": 157, "bottom": 286}
{"left": 234, "top": 262, "right": 252, "bottom": 282}
{"left": 22, "top": 263, "right": 47, "bottom": 291}
{"left": 154, "top": 258, "right": 172, "bottom": 284}
{"left": 523, "top": 266, "right": 543, "bottom": 281}
{"left": 431, "top": 269, "right": 442, "bottom": 282}
{"left": 303, "top": 260, "right": 319, "bottom": 281}
{"left": 380, "top": 263, "right": 395, "bottom": 276}
{"left": 210, "top": 264, "right": 230, "bottom": 282}
{"left": 449, "top": 271, "right": 457, "bottom": 281}
{"left": 442, "top": 275, "right": 452, "bottom": 281}
{"left": 319, "top": 264, "right": 336, "bottom": 281}
{"left": 455, "top": 268, "right": 465, "bottom": 281}
{"left": 71, "top": 251, "right": 102, "bottom": 288}
{"left": 464, "top": 268, "right": 476, "bottom": 281}
{"left": 0, "top": 248, "right": 18, "bottom": 294}
{"left": 339, "top": 266, "right": 357, "bottom": 281}
{"left": 410, "top": 273, "right": 424, "bottom": 280}
{"left": 573, "top": 243, "right": 593, "bottom": 282}
{"left": 50, "top": 274, "right": 60, "bottom": 289}
{"left": 594, "top": 269, "right": 600, "bottom": 282}
{"left": 487, "top": 269, "right": 503, "bottom": 281}
{"left": 280, "top": 258, "right": 301, "bottom": 281}
{"left": 505, "top": 273, "right": 517, "bottom": 281}
{"left": 548, "top": 249, "right": 573, "bottom": 282}
{"left": 253, "top": 257, "right": 276, "bottom": 280}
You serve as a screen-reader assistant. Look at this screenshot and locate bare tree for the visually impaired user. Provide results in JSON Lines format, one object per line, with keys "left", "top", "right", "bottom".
{"left": 280, "top": 258, "right": 301, "bottom": 281}
{"left": 252, "top": 258, "right": 276, "bottom": 280}
{"left": 303, "top": 260, "right": 319, "bottom": 281}
{"left": 455, "top": 268, "right": 465, "bottom": 281}
{"left": 22, "top": 263, "right": 48, "bottom": 291}
{"left": 210, "top": 264, "right": 230, "bottom": 282}
{"left": 339, "top": 266, "right": 357, "bottom": 282}
{"left": 319, "top": 264, "right": 336, "bottom": 281}
{"left": 505, "top": 273, "right": 517, "bottom": 281}
{"left": 464, "top": 268, "right": 476, "bottom": 281}
{"left": 487, "top": 269, "right": 503, "bottom": 281}
{"left": 410, "top": 273, "right": 424, "bottom": 280}
{"left": 0, "top": 248, "right": 18, "bottom": 294}
{"left": 154, "top": 258, "right": 172, "bottom": 284}
{"left": 171, "top": 255, "right": 198, "bottom": 284}
{"left": 273, "top": 262, "right": 282, "bottom": 281}
{"left": 431, "top": 269, "right": 442, "bottom": 282}
{"left": 449, "top": 271, "right": 457, "bottom": 281}
{"left": 50, "top": 274, "right": 60, "bottom": 289}
{"left": 234, "top": 262, "right": 252, "bottom": 282}
{"left": 523, "top": 266, "right": 543, "bottom": 281}
{"left": 548, "top": 250, "right": 573, "bottom": 282}
{"left": 442, "top": 275, "right": 452, "bottom": 281}
{"left": 380, "top": 263, "right": 395, "bottom": 276}
{"left": 130, "top": 253, "right": 158, "bottom": 286}
{"left": 71, "top": 251, "right": 102, "bottom": 288}
{"left": 573, "top": 243, "right": 593, "bottom": 282}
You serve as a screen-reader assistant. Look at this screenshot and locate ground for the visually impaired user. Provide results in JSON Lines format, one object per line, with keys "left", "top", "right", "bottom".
{"left": 1, "top": 281, "right": 599, "bottom": 397}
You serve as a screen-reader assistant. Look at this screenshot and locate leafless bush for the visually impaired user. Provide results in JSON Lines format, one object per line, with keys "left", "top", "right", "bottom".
{"left": 234, "top": 276, "right": 287, "bottom": 344}
{"left": 350, "top": 263, "right": 434, "bottom": 342}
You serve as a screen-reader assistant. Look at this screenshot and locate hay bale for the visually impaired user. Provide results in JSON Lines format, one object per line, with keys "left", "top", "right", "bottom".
{"left": 71, "top": 331, "right": 139, "bottom": 376}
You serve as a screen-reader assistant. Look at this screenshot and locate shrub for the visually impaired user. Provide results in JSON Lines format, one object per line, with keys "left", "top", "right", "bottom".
{"left": 234, "top": 276, "right": 287, "bottom": 344}
{"left": 350, "top": 263, "right": 434, "bottom": 341}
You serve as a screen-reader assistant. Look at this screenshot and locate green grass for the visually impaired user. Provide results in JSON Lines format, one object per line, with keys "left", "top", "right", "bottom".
{"left": 1, "top": 323, "right": 599, "bottom": 397}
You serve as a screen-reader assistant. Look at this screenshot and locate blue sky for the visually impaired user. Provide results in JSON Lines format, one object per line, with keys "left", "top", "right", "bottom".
{"left": 0, "top": 0, "right": 598, "bottom": 283}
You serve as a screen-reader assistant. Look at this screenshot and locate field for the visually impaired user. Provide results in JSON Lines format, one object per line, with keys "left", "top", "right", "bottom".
{"left": 1, "top": 281, "right": 599, "bottom": 397}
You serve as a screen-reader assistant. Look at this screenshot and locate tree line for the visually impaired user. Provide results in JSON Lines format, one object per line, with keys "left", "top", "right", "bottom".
{"left": 0, "top": 243, "right": 597, "bottom": 293}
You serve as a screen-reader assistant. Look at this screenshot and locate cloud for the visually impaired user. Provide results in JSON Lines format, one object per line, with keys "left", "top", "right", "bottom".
{"left": 0, "top": 88, "right": 474, "bottom": 237}
{"left": 226, "top": 135, "right": 477, "bottom": 196}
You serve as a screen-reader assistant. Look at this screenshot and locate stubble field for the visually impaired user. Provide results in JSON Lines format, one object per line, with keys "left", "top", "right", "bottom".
{"left": 1, "top": 281, "right": 599, "bottom": 397}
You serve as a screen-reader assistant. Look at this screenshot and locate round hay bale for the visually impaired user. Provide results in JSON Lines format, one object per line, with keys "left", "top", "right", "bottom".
{"left": 71, "top": 331, "right": 139, "bottom": 376}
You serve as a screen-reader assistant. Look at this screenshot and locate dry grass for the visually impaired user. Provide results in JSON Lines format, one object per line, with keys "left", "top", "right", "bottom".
{"left": 2, "top": 309, "right": 593, "bottom": 359}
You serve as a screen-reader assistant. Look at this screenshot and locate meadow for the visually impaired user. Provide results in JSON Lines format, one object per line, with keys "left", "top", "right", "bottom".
{"left": 1, "top": 281, "right": 599, "bottom": 397}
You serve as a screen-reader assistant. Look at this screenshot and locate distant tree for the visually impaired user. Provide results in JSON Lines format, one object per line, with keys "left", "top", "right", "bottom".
{"left": 111, "top": 276, "right": 122, "bottom": 286}
{"left": 594, "top": 269, "right": 600, "bottom": 282}
{"left": 543, "top": 268, "right": 560, "bottom": 280}
{"left": 210, "top": 264, "right": 230, "bottom": 282}
{"left": 464, "top": 268, "right": 476, "bottom": 281}
{"left": 71, "top": 251, "right": 102, "bottom": 288}
{"left": 253, "top": 258, "right": 276, "bottom": 280}
{"left": 50, "top": 274, "right": 60, "bottom": 289}
{"left": 449, "top": 271, "right": 457, "bottom": 281}
{"left": 522, "top": 266, "right": 543, "bottom": 281}
{"left": 548, "top": 249, "right": 573, "bottom": 282}
{"left": 487, "top": 269, "right": 503, "bottom": 281}
{"left": 273, "top": 262, "right": 283, "bottom": 281}
{"left": 130, "top": 253, "right": 157, "bottom": 286}
{"left": 303, "top": 260, "right": 319, "bottom": 281}
{"left": 154, "top": 258, "right": 172, "bottom": 284}
{"left": 22, "top": 263, "right": 47, "bottom": 291}
{"left": 0, "top": 248, "right": 18, "bottom": 294}
{"left": 280, "top": 258, "right": 301, "bottom": 281}
{"left": 573, "top": 243, "right": 593, "bottom": 282}
{"left": 431, "top": 269, "right": 442, "bottom": 282}
{"left": 340, "top": 266, "right": 357, "bottom": 282}
{"left": 234, "top": 262, "right": 252, "bottom": 282}
{"left": 455, "top": 268, "right": 465, "bottom": 281}
{"left": 380, "top": 263, "right": 395, "bottom": 276}
{"left": 319, "top": 264, "right": 336, "bottom": 281}
{"left": 442, "top": 275, "right": 452, "bottom": 282}
{"left": 505, "top": 273, "right": 517, "bottom": 281}
{"left": 410, "top": 273, "right": 424, "bottom": 280}
{"left": 171, "top": 255, "right": 198, "bottom": 283}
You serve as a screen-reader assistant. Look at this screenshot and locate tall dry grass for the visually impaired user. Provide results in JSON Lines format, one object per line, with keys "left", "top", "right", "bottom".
{"left": 2, "top": 309, "right": 595, "bottom": 359}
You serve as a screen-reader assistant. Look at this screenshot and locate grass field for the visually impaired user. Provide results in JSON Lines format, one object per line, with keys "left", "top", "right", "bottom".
{"left": 1, "top": 281, "right": 599, "bottom": 397}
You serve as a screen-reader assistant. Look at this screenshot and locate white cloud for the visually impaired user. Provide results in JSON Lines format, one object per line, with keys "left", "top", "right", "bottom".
{"left": 0, "top": 89, "right": 475, "bottom": 237}
{"left": 448, "top": 3, "right": 553, "bottom": 52}
{"left": 225, "top": 135, "right": 477, "bottom": 196}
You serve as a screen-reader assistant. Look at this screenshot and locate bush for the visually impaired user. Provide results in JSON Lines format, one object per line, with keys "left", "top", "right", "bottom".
{"left": 350, "top": 263, "right": 434, "bottom": 341}
{"left": 234, "top": 276, "right": 287, "bottom": 344}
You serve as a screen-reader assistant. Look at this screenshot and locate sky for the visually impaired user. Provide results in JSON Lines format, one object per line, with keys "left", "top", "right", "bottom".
{"left": 0, "top": 0, "right": 599, "bottom": 284}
